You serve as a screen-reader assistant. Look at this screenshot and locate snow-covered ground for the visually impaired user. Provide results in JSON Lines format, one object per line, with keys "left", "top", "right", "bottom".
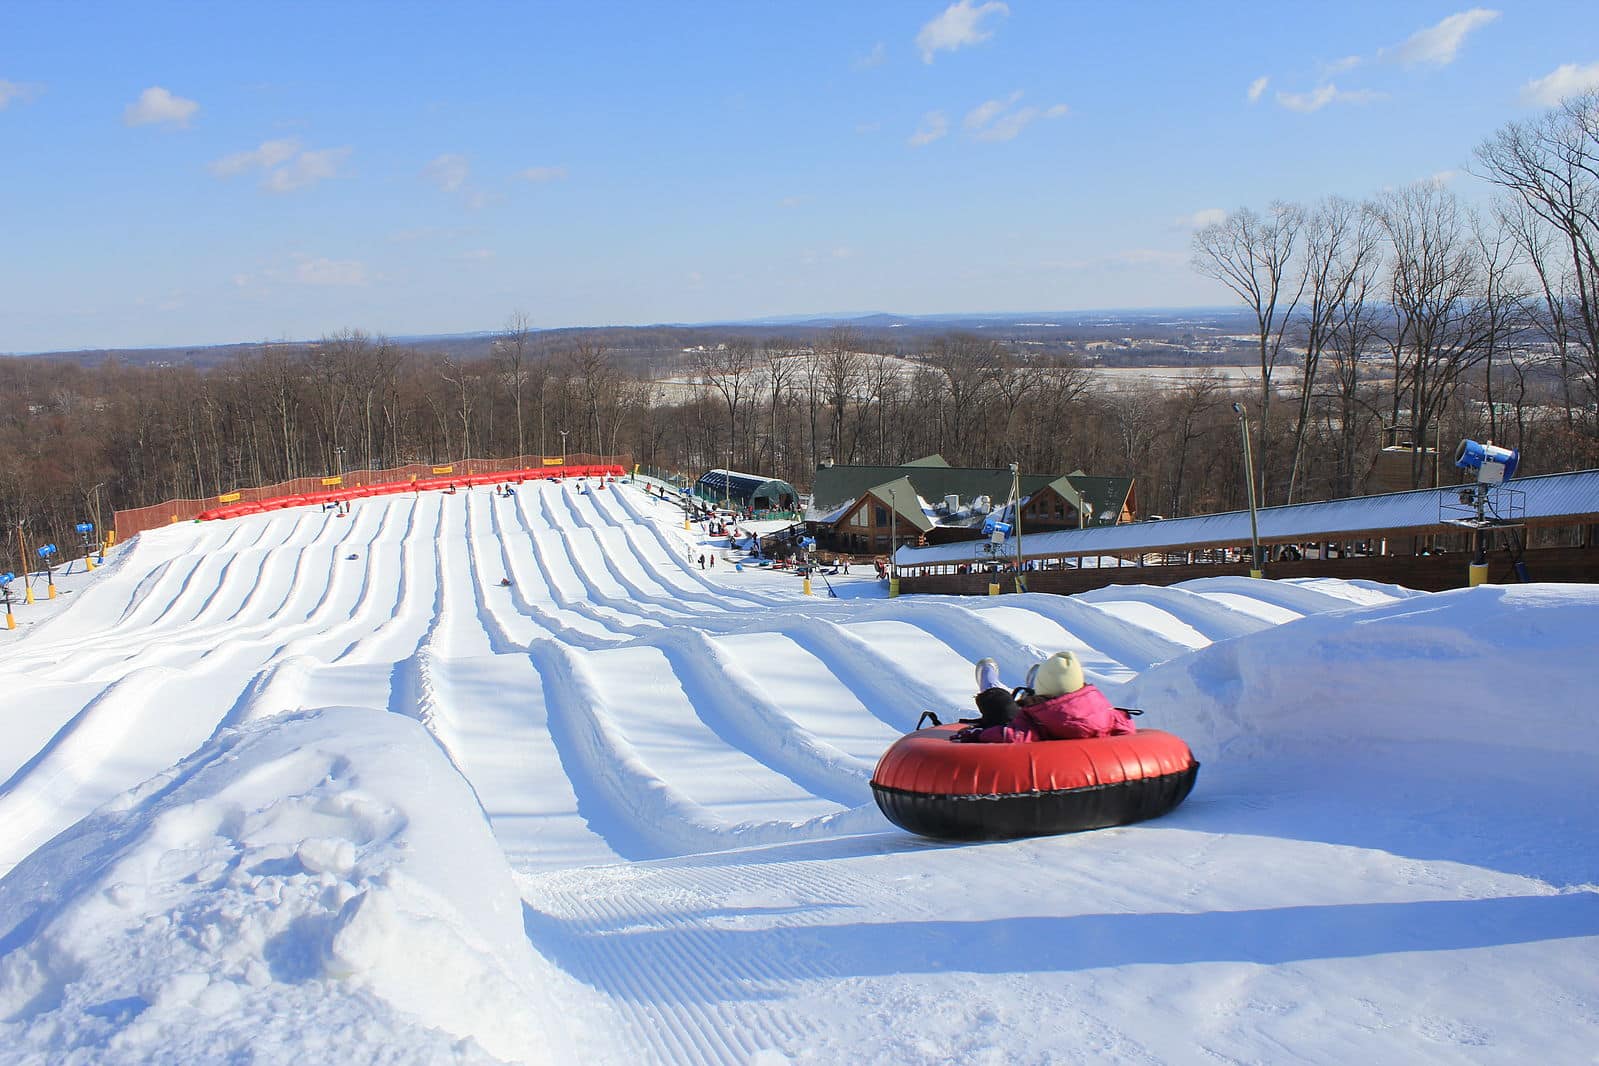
{"left": 1, "top": 479, "right": 1596, "bottom": 1064}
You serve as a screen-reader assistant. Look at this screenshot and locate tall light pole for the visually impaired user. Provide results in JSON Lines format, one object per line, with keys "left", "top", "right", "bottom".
{"left": 888, "top": 487, "right": 900, "bottom": 597}
{"left": 1010, "top": 462, "right": 1026, "bottom": 593}
{"left": 1232, "top": 402, "right": 1264, "bottom": 579}
{"left": 559, "top": 429, "right": 569, "bottom": 468}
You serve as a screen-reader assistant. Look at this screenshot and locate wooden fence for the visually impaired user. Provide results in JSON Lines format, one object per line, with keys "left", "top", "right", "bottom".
{"left": 898, "top": 545, "right": 1599, "bottom": 597}
{"left": 114, "top": 452, "right": 630, "bottom": 542}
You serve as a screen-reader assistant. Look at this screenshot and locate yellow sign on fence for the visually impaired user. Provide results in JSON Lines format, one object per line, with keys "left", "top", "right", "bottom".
{"left": 321, "top": 476, "right": 343, "bottom": 486}
{"left": 217, "top": 491, "right": 242, "bottom": 503}
{"left": 432, "top": 465, "right": 454, "bottom": 475}
{"left": 542, "top": 457, "right": 563, "bottom": 466}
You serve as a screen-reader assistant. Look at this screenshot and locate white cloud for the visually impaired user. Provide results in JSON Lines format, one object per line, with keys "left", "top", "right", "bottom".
{"left": 1246, "top": 76, "right": 1269, "bottom": 103}
{"left": 123, "top": 86, "right": 199, "bottom": 127}
{"left": 264, "top": 146, "right": 349, "bottom": 192}
{"left": 854, "top": 42, "right": 887, "bottom": 70}
{"left": 0, "top": 80, "right": 43, "bottom": 109}
{"left": 964, "top": 90, "right": 1023, "bottom": 131}
{"left": 1521, "top": 61, "right": 1599, "bottom": 107}
{"left": 1177, "top": 208, "right": 1228, "bottom": 229}
{"left": 916, "top": 0, "right": 1009, "bottom": 64}
{"left": 962, "top": 91, "right": 1068, "bottom": 142}
{"left": 295, "top": 257, "right": 367, "bottom": 286}
{"left": 1323, "top": 55, "right": 1362, "bottom": 75}
{"left": 208, "top": 139, "right": 301, "bottom": 177}
{"left": 1276, "top": 83, "right": 1386, "bottom": 113}
{"left": 1384, "top": 8, "right": 1499, "bottom": 67}
{"left": 908, "top": 110, "right": 949, "bottom": 146}
{"left": 1430, "top": 169, "right": 1460, "bottom": 185}
{"left": 423, "top": 153, "right": 470, "bottom": 192}
{"left": 519, "top": 165, "right": 568, "bottom": 182}
{"left": 209, "top": 140, "right": 347, "bottom": 192}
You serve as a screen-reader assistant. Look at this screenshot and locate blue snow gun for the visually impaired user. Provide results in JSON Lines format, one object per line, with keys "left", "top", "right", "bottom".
{"left": 37, "top": 543, "right": 57, "bottom": 559}
{"left": 0, "top": 571, "right": 13, "bottom": 587}
{"left": 1455, "top": 439, "right": 1518, "bottom": 484}
{"left": 982, "top": 516, "right": 1012, "bottom": 539}
{"left": 76, "top": 522, "right": 95, "bottom": 535}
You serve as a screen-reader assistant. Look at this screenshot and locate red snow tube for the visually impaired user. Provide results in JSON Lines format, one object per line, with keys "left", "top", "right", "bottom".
{"left": 871, "top": 726, "right": 1198, "bottom": 840}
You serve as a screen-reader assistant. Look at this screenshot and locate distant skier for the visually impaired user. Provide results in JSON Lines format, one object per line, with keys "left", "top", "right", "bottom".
{"left": 698, "top": 554, "right": 705, "bottom": 570}
{"left": 499, "top": 577, "right": 513, "bottom": 587}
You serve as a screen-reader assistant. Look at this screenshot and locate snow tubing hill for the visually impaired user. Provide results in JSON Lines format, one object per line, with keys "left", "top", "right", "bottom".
{"left": 871, "top": 726, "right": 1199, "bottom": 840}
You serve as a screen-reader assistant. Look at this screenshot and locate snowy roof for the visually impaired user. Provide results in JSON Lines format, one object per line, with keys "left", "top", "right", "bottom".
{"left": 894, "top": 467, "right": 1599, "bottom": 567}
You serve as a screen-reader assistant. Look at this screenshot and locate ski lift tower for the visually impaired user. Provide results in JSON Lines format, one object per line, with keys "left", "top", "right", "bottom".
{"left": 1442, "top": 439, "right": 1526, "bottom": 587}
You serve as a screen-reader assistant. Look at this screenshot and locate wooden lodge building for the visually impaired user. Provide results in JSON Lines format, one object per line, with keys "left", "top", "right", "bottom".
{"left": 806, "top": 455, "right": 1136, "bottom": 556}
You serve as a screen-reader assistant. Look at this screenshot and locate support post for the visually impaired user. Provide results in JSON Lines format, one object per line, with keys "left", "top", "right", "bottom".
{"left": 1469, "top": 527, "right": 1489, "bottom": 587}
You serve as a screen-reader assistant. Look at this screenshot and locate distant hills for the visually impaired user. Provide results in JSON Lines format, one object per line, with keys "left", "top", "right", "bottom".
{"left": 9, "top": 307, "right": 1256, "bottom": 369}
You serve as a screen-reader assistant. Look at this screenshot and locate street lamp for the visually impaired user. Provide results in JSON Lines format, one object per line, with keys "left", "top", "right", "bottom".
{"left": 334, "top": 446, "right": 346, "bottom": 478}
{"left": 559, "top": 429, "right": 569, "bottom": 468}
{"left": 1232, "top": 402, "right": 1263, "bottom": 578}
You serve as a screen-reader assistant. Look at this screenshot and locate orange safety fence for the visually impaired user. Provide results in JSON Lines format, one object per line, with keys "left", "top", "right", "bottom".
{"left": 114, "top": 452, "right": 632, "bottom": 543}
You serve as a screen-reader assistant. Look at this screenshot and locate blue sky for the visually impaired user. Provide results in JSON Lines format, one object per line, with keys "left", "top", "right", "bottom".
{"left": 3, "top": 1, "right": 1598, "bottom": 352}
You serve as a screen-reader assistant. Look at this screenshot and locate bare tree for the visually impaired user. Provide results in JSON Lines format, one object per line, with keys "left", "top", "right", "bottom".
{"left": 691, "top": 340, "right": 755, "bottom": 476}
{"left": 1286, "top": 198, "right": 1382, "bottom": 502}
{"left": 498, "top": 311, "right": 534, "bottom": 458}
{"left": 1374, "top": 182, "right": 1499, "bottom": 487}
{"left": 1476, "top": 91, "right": 1599, "bottom": 436}
{"left": 1192, "top": 202, "right": 1309, "bottom": 502}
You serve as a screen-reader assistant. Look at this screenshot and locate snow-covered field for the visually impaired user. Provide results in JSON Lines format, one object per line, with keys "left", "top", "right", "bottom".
{"left": 2, "top": 479, "right": 1596, "bottom": 1064}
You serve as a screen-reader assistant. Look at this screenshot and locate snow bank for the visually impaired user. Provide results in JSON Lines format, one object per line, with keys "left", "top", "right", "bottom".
{"left": 1117, "top": 583, "right": 1599, "bottom": 763}
{"left": 0, "top": 707, "right": 576, "bottom": 1064}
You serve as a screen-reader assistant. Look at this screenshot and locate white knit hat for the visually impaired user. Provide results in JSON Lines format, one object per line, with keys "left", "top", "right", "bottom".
{"left": 1031, "top": 651, "right": 1085, "bottom": 697}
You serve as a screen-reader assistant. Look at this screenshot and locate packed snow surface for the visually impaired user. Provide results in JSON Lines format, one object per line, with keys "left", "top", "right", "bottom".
{"left": 2, "top": 480, "right": 1596, "bottom": 1064}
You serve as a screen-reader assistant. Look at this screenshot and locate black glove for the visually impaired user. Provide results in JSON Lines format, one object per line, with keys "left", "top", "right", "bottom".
{"left": 950, "top": 725, "right": 985, "bottom": 743}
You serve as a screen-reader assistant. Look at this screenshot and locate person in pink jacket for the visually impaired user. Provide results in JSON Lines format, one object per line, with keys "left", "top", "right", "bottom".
{"left": 957, "top": 651, "right": 1135, "bottom": 743}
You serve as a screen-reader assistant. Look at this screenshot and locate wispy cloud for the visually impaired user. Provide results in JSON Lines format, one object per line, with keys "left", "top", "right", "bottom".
{"left": 519, "top": 165, "right": 568, "bottom": 182}
{"left": 1521, "top": 61, "right": 1599, "bottom": 107}
{"left": 209, "top": 139, "right": 301, "bottom": 177}
{"left": 1382, "top": 8, "right": 1499, "bottom": 67}
{"left": 962, "top": 91, "right": 1068, "bottom": 142}
{"left": 209, "top": 140, "right": 348, "bottom": 192}
{"left": 1323, "top": 55, "right": 1362, "bottom": 76}
{"left": 1176, "top": 208, "right": 1227, "bottom": 230}
{"left": 1246, "top": 76, "right": 1269, "bottom": 104}
{"left": 295, "top": 257, "right": 367, "bottom": 286}
{"left": 854, "top": 42, "right": 887, "bottom": 70}
{"left": 908, "top": 110, "right": 949, "bottom": 146}
{"left": 265, "top": 147, "right": 349, "bottom": 192}
{"left": 123, "top": 86, "right": 199, "bottom": 128}
{"left": 1276, "top": 83, "right": 1386, "bottom": 113}
{"left": 423, "top": 153, "right": 470, "bottom": 192}
{"left": 916, "top": 1, "right": 1009, "bottom": 64}
{"left": 0, "top": 79, "right": 44, "bottom": 109}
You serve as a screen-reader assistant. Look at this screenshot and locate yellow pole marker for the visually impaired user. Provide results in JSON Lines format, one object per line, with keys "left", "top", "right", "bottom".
{"left": 803, "top": 576, "right": 812, "bottom": 596}
{"left": 888, "top": 577, "right": 900, "bottom": 598}
{"left": 988, "top": 581, "right": 1000, "bottom": 596}
{"left": 1469, "top": 562, "right": 1489, "bottom": 587}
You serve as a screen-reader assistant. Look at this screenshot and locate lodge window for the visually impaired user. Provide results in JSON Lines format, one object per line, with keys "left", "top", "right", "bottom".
{"left": 875, "top": 506, "right": 888, "bottom": 525}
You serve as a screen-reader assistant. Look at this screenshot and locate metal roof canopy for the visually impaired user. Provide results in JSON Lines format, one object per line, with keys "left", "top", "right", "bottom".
{"left": 695, "top": 468, "right": 798, "bottom": 506}
{"left": 893, "top": 468, "right": 1599, "bottom": 568}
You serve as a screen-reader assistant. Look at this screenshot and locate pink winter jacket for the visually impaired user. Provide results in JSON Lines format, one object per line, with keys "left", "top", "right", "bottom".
{"left": 968, "top": 684, "right": 1134, "bottom": 743}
